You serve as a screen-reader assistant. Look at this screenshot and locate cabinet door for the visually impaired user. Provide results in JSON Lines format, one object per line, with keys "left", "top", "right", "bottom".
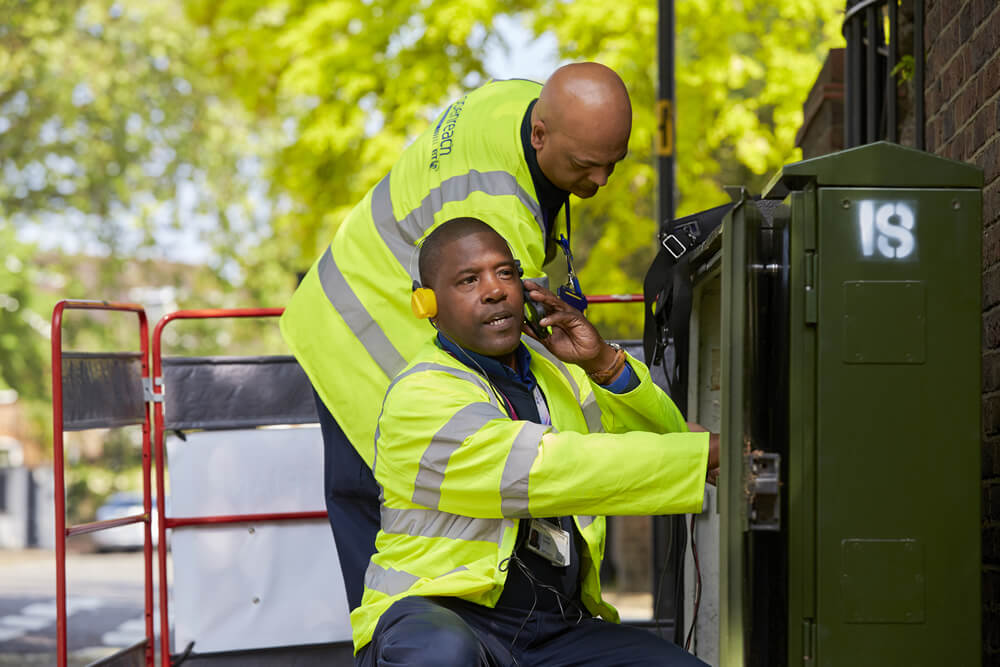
{"left": 719, "top": 198, "right": 792, "bottom": 667}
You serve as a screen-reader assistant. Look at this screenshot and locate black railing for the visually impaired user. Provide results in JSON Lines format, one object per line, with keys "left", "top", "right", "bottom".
{"left": 842, "top": 0, "right": 924, "bottom": 149}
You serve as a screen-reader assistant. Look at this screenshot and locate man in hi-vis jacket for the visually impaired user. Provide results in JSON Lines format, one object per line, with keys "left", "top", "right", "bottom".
{"left": 281, "top": 63, "right": 634, "bottom": 609}
{"left": 352, "top": 218, "right": 718, "bottom": 666}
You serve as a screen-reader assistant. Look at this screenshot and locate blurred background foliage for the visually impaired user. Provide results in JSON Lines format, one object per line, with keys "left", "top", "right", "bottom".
{"left": 0, "top": 0, "right": 844, "bottom": 482}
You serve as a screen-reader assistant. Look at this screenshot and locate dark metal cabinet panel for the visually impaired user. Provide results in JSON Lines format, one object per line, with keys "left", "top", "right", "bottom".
{"left": 811, "top": 187, "right": 981, "bottom": 665}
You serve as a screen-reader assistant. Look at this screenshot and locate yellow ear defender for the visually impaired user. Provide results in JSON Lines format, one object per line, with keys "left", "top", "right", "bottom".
{"left": 411, "top": 280, "right": 437, "bottom": 319}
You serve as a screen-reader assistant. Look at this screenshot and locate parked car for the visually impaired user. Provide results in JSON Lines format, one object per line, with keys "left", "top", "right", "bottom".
{"left": 92, "top": 491, "right": 166, "bottom": 552}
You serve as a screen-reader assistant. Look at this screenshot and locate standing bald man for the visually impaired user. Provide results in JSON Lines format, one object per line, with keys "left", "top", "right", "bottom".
{"left": 281, "top": 63, "right": 633, "bottom": 611}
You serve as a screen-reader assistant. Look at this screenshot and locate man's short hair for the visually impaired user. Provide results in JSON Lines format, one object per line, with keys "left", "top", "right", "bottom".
{"left": 418, "top": 217, "right": 506, "bottom": 288}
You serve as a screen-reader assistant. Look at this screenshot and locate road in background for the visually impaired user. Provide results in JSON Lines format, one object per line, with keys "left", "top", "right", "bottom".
{"left": 0, "top": 547, "right": 170, "bottom": 665}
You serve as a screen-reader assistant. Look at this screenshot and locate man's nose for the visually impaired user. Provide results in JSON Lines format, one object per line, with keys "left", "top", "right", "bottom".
{"left": 482, "top": 276, "right": 508, "bottom": 302}
{"left": 589, "top": 165, "right": 612, "bottom": 187}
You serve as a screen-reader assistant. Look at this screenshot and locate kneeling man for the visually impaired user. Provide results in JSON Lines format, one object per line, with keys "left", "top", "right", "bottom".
{"left": 352, "top": 217, "right": 718, "bottom": 666}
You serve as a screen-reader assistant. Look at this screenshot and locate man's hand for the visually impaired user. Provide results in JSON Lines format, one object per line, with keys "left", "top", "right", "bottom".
{"left": 522, "top": 281, "right": 618, "bottom": 375}
{"left": 688, "top": 422, "right": 720, "bottom": 486}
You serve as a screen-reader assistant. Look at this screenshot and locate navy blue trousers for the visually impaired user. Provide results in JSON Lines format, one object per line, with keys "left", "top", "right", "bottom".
{"left": 313, "top": 390, "right": 381, "bottom": 610}
{"left": 356, "top": 596, "right": 708, "bottom": 667}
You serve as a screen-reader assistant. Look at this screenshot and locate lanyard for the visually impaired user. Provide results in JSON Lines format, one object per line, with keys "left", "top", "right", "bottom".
{"left": 532, "top": 385, "right": 551, "bottom": 425}
{"left": 497, "top": 384, "right": 551, "bottom": 427}
{"left": 556, "top": 233, "right": 588, "bottom": 312}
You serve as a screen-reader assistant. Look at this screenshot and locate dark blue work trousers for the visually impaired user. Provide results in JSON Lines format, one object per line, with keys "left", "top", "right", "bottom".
{"left": 356, "top": 596, "right": 708, "bottom": 667}
{"left": 314, "top": 390, "right": 381, "bottom": 610}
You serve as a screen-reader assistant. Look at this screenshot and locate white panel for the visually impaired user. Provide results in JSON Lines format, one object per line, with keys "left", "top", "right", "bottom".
{"left": 167, "top": 427, "right": 351, "bottom": 653}
{"left": 685, "top": 272, "right": 721, "bottom": 665}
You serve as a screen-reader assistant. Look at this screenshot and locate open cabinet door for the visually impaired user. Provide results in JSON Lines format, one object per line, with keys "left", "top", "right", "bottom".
{"left": 719, "top": 195, "right": 792, "bottom": 667}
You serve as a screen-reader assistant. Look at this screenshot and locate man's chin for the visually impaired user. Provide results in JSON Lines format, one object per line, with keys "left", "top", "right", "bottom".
{"left": 471, "top": 334, "right": 521, "bottom": 360}
{"left": 572, "top": 185, "right": 599, "bottom": 199}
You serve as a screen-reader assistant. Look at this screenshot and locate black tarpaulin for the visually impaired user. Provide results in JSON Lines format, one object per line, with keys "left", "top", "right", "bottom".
{"left": 61, "top": 352, "right": 145, "bottom": 431}
{"left": 162, "top": 356, "right": 317, "bottom": 430}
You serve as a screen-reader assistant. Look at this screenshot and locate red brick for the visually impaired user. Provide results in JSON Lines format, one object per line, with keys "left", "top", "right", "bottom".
{"left": 985, "top": 219, "right": 1000, "bottom": 268}
{"left": 971, "top": 7, "right": 1000, "bottom": 72}
{"left": 985, "top": 307, "right": 1000, "bottom": 349}
{"left": 928, "top": 116, "right": 941, "bottom": 152}
{"left": 986, "top": 267, "right": 1000, "bottom": 310}
{"left": 972, "top": 104, "right": 998, "bottom": 157}
{"left": 986, "top": 178, "right": 1000, "bottom": 230}
{"left": 930, "top": 16, "right": 961, "bottom": 78}
{"left": 987, "top": 522, "right": 1000, "bottom": 565}
{"left": 952, "top": 138, "right": 966, "bottom": 161}
{"left": 956, "top": 81, "right": 979, "bottom": 127}
{"left": 987, "top": 568, "right": 1000, "bottom": 659}
{"left": 986, "top": 437, "right": 1000, "bottom": 478}
{"left": 941, "top": 49, "right": 967, "bottom": 104}
{"left": 972, "top": 0, "right": 995, "bottom": 27}
{"left": 927, "top": 77, "right": 944, "bottom": 117}
{"left": 960, "top": 2, "right": 974, "bottom": 41}
{"left": 984, "top": 393, "right": 1000, "bottom": 436}
{"left": 986, "top": 482, "right": 1000, "bottom": 518}
{"left": 981, "top": 138, "right": 1000, "bottom": 184}
{"left": 926, "top": 0, "right": 941, "bottom": 34}
{"left": 942, "top": 104, "right": 957, "bottom": 142}
{"left": 980, "top": 51, "right": 1000, "bottom": 103}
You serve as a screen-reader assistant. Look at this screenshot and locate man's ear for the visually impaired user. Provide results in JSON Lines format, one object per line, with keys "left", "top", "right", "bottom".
{"left": 530, "top": 118, "right": 546, "bottom": 151}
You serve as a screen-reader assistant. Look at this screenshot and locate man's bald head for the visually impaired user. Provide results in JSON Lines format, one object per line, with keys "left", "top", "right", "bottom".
{"left": 531, "top": 63, "right": 632, "bottom": 199}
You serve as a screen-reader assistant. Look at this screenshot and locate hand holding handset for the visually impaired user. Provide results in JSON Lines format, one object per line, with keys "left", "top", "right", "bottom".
{"left": 522, "top": 282, "right": 549, "bottom": 339}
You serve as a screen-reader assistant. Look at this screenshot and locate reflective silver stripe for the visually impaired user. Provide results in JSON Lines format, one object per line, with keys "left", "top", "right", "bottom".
{"left": 577, "top": 515, "right": 595, "bottom": 530}
{"left": 581, "top": 394, "right": 603, "bottom": 433}
{"left": 365, "top": 561, "right": 472, "bottom": 597}
{"left": 317, "top": 247, "right": 408, "bottom": 378}
{"left": 412, "top": 402, "right": 507, "bottom": 509}
{"left": 370, "top": 169, "right": 545, "bottom": 279}
{"left": 370, "top": 173, "right": 415, "bottom": 276}
{"left": 374, "top": 362, "right": 502, "bottom": 462}
{"left": 365, "top": 562, "right": 421, "bottom": 596}
{"left": 499, "top": 421, "right": 548, "bottom": 517}
{"left": 524, "top": 337, "right": 581, "bottom": 403}
{"left": 381, "top": 506, "right": 502, "bottom": 543}
{"left": 387, "top": 362, "right": 499, "bottom": 408}
{"left": 397, "top": 170, "right": 544, "bottom": 245}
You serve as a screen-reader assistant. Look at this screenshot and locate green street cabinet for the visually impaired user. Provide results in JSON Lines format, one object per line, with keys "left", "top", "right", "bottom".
{"left": 680, "top": 142, "right": 983, "bottom": 666}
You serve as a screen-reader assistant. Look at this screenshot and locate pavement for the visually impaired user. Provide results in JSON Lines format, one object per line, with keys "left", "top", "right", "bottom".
{"left": 0, "top": 546, "right": 165, "bottom": 666}
{"left": 0, "top": 547, "right": 653, "bottom": 666}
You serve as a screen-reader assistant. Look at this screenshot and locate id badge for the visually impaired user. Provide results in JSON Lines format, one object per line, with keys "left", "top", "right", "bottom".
{"left": 525, "top": 519, "right": 571, "bottom": 567}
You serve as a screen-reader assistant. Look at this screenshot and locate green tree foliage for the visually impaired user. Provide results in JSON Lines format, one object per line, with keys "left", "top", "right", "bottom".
{"left": 191, "top": 0, "right": 844, "bottom": 336}
{"left": 0, "top": 0, "right": 269, "bottom": 271}
{"left": 0, "top": 227, "right": 47, "bottom": 399}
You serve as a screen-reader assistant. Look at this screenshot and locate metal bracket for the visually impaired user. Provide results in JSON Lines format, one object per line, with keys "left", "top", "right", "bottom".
{"left": 143, "top": 377, "right": 165, "bottom": 404}
{"left": 748, "top": 451, "right": 781, "bottom": 531}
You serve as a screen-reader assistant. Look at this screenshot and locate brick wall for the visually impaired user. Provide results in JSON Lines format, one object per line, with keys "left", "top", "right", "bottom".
{"left": 924, "top": 0, "right": 1000, "bottom": 662}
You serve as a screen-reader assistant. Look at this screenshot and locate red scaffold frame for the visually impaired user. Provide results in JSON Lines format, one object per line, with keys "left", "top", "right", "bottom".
{"left": 150, "top": 308, "right": 327, "bottom": 666}
{"left": 52, "top": 300, "right": 152, "bottom": 667}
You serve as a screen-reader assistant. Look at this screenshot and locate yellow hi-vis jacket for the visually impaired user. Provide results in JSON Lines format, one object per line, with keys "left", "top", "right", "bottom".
{"left": 349, "top": 337, "right": 710, "bottom": 653}
{"left": 280, "top": 79, "right": 565, "bottom": 465}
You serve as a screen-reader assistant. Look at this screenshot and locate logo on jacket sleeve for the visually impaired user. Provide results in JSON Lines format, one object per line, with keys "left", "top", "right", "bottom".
{"left": 429, "top": 95, "right": 467, "bottom": 171}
